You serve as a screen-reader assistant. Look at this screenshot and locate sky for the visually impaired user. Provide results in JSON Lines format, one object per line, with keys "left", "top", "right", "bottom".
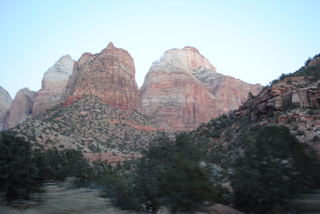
{"left": 1, "top": 0, "right": 320, "bottom": 99}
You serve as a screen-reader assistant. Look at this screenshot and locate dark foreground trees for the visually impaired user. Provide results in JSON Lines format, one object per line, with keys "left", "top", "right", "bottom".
{"left": 132, "top": 133, "right": 217, "bottom": 213}
{"left": 0, "top": 131, "right": 91, "bottom": 202}
{"left": 231, "top": 125, "right": 320, "bottom": 214}
{"left": 0, "top": 131, "right": 39, "bottom": 201}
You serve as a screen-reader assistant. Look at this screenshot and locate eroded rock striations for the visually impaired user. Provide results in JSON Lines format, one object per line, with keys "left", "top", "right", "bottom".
{"left": 5, "top": 88, "right": 36, "bottom": 129}
{"left": 32, "top": 55, "right": 75, "bottom": 117}
{"left": 239, "top": 76, "right": 320, "bottom": 120}
{"left": 0, "top": 86, "right": 13, "bottom": 131}
{"left": 141, "top": 46, "right": 262, "bottom": 131}
{"left": 63, "top": 42, "right": 142, "bottom": 111}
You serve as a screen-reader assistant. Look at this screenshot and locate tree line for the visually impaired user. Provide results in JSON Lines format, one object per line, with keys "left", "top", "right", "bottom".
{"left": 1, "top": 125, "right": 320, "bottom": 213}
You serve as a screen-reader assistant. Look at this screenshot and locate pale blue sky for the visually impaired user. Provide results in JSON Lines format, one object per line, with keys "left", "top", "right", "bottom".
{"left": 1, "top": 0, "right": 320, "bottom": 99}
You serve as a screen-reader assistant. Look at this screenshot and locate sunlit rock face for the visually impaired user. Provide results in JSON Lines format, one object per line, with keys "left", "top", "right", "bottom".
{"left": 141, "top": 46, "right": 262, "bottom": 131}
{"left": 0, "top": 86, "right": 13, "bottom": 130}
{"left": 5, "top": 88, "right": 36, "bottom": 129}
{"left": 63, "top": 42, "right": 142, "bottom": 112}
{"left": 32, "top": 55, "right": 75, "bottom": 117}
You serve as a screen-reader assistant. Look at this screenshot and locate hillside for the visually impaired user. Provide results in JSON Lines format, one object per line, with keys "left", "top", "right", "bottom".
{"left": 11, "top": 95, "right": 163, "bottom": 157}
{"left": 191, "top": 53, "right": 320, "bottom": 166}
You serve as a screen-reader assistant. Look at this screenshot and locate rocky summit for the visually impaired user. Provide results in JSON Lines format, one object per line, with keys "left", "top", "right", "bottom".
{"left": 141, "top": 46, "right": 262, "bottom": 131}
{"left": 63, "top": 42, "right": 142, "bottom": 111}
{"left": 1, "top": 43, "right": 266, "bottom": 160}
{"left": 32, "top": 55, "right": 75, "bottom": 117}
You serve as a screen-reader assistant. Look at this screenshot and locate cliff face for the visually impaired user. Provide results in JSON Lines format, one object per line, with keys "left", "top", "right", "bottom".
{"left": 63, "top": 42, "right": 142, "bottom": 111}
{"left": 4, "top": 44, "right": 262, "bottom": 134}
{"left": 32, "top": 55, "right": 75, "bottom": 117}
{"left": 5, "top": 88, "right": 36, "bottom": 129}
{"left": 141, "top": 46, "right": 262, "bottom": 131}
{"left": 239, "top": 76, "right": 320, "bottom": 121}
{"left": 192, "top": 68, "right": 262, "bottom": 112}
{"left": 0, "top": 86, "right": 13, "bottom": 131}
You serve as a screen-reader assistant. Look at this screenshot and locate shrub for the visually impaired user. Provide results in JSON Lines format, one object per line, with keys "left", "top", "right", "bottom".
{"left": 296, "top": 130, "right": 305, "bottom": 136}
{"left": 231, "top": 126, "right": 320, "bottom": 214}
{"left": 307, "top": 109, "right": 315, "bottom": 115}
{"left": 313, "top": 136, "right": 320, "bottom": 142}
{"left": 221, "top": 114, "right": 228, "bottom": 119}
{"left": 0, "top": 131, "right": 40, "bottom": 201}
{"left": 132, "top": 134, "right": 216, "bottom": 212}
{"left": 225, "top": 130, "right": 233, "bottom": 142}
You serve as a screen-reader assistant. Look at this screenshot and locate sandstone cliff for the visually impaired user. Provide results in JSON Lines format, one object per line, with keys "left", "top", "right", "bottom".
{"left": 0, "top": 86, "right": 13, "bottom": 131}
{"left": 238, "top": 76, "right": 320, "bottom": 122}
{"left": 5, "top": 88, "right": 36, "bottom": 129}
{"left": 141, "top": 46, "right": 262, "bottom": 131}
{"left": 32, "top": 55, "right": 75, "bottom": 117}
{"left": 63, "top": 42, "right": 142, "bottom": 111}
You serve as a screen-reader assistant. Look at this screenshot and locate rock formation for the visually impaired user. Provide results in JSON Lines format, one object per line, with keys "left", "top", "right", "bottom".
{"left": 239, "top": 76, "right": 320, "bottom": 121}
{"left": 5, "top": 88, "right": 36, "bottom": 129}
{"left": 0, "top": 86, "right": 13, "bottom": 131}
{"left": 32, "top": 55, "right": 75, "bottom": 117}
{"left": 63, "top": 42, "right": 142, "bottom": 111}
{"left": 141, "top": 46, "right": 262, "bottom": 131}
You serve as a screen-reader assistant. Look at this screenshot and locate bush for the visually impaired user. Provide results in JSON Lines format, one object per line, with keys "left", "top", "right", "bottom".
{"left": 313, "top": 135, "right": 320, "bottom": 142}
{"left": 0, "top": 131, "right": 40, "bottom": 201}
{"left": 0, "top": 131, "right": 92, "bottom": 202}
{"left": 132, "top": 133, "right": 216, "bottom": 212}
{"left": 231, "top": 126, "right": 320, "bottom": 214}
{"left": 296, "top": 130, "right": 305, "bottom": 136}
{"left": 33, "top": 148, "right": 90, "bottom": 182}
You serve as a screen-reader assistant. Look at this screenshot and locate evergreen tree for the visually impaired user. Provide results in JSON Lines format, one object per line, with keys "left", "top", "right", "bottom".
{"left": 0, "top": 131, "right": 40, "bottom": 201}
{"left": 133, "top": 133, "right": 216, "bottom": 212}
{"left": 231, "top": 126, "right": 320, "bottom": 214}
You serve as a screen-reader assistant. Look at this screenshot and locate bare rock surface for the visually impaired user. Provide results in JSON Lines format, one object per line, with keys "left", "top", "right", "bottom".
{"left": 32, "top": 55, "right": 75, "bottom": 117}
{"left": 5, "top": 88, "right": 36, "bottom": 130}
{"left": 0, "top": 86, "right": 12, "bottom": 130}
{"left": 141, "top": 46, "right": 262, "bottom": 131}
{"left": 63, "top": 42, "right": 142, "bottom": 111}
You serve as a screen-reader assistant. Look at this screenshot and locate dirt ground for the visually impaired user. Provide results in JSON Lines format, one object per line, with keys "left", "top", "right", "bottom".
{"left": 0, "top": 179, "right": 135, "bottom": 214}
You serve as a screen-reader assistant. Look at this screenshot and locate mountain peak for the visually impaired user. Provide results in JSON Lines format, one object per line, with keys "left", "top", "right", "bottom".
{"left": 183, "top": 46, "right": 200, "bottom": 54}
{"left": 141, "top": 47, "right": 262, "bottom": 131}
{"left": 106, "top": 42, "right": 115, "bottom": 50}
{"left": 63, "top": 43, "right": 141, "bottom": 111}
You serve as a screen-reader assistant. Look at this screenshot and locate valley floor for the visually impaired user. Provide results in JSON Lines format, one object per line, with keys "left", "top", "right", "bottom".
{"left": 0, "top": 179, "right": 134, "bottom": 214}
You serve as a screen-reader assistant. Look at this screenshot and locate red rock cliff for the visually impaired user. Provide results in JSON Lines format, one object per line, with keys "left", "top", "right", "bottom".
{"left": 141, "top": 46, "right": 262, "bottom": 131}
{"left": 5, "top": 88, "right": 36, "bottom": 129}
{"left": 63, "top": 42, "right": 142, "bottom": 111}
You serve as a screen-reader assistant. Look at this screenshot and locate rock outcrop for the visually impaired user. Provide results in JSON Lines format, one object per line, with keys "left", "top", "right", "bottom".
{"left": 0, "top": 86, "right": 13, "bottom": 131}
{"left": 63, "top": 42, "right": 142, "bottom": 111}
{"left": 32, "top": 55, "right": 75, "bottom": 117}
{"left": 141, "top": 46, "right": 262, "bottom": 131}
{"left": 5, "top": 88, "right": 36, "bottom": 129}
{"left": 239, "top": 76, "right": 320, "bottom": 121}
